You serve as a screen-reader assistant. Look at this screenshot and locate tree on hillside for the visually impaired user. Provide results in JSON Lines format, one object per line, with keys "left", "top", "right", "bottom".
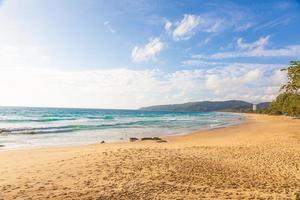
{"left": 270, "top": 61, "right": 300, "bottom": 117}
{"left": 281, "top": 61, "right": 300, "bottom": 94}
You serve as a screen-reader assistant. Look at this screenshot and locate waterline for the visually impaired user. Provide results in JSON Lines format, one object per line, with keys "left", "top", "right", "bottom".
{"left": 0, "top": 107, "right": 244, "bottom": 149}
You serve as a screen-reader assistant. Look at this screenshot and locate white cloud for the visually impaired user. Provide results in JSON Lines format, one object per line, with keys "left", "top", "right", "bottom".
{"left": 242, "top": 68, "right": 262, "bottom": 83}
{"left": 0, "top": 63, "right": 286, "bottom": 108}
{"left": 236, "top": 35, "right": 270, "bottom": 50}
{"left": 197, "top": 37, "right": 211, "bottom": 47}
{"left": 132, "top": 38, "right": 164, "bottom": 63}
{"left": 203, "top": 63, "right": 286, "bottom": 103}
{"left": 167, "top": 14, "right": 225, "bottom": 41}
{"left": 104, "top": 21, "right": 116, "bottom": 33}
{"left": 182, "top": 59, "right": 229, "bottom": 67}
{"left": 191, "top": 36, "right": 300, "bottom": 59}
{"left": 270, "top": 69, "right": 286, "bottom": 85}
{"left": 0, "top": 67, "right": 164, "bottom": 109}
{"left": 211, "top": 45, "right": 300, "bottom": 59}
{"left": 164, "top": 20, "right": 172, "bottom": 32}
{"left": 172, "top": 14, "right": 201, "bottom": 40}
{"left": 206, "top": 19, "right": 223, "bottom": 33}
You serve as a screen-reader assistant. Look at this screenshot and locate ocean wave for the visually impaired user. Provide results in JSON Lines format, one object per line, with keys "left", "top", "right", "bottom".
{"left": 0, "top": 118, "right": 77, "bottom": 123}
{"left": 0, "top": 115, "right": 117, "bottom": 123}
{"left": 0, "top": 119, "right": 207, "bottom": 134}
{"left": 0, "top": 108, "right": 243, "bottom": 137}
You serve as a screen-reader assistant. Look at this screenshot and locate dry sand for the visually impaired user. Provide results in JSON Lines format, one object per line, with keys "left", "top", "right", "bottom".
{"left": 0, "top": 114, "right": 299, "bottom": 200}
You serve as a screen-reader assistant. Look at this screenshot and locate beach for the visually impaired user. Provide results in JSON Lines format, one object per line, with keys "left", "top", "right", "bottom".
{"left": 0, "top": 113, "right": 299, "bottom": 199}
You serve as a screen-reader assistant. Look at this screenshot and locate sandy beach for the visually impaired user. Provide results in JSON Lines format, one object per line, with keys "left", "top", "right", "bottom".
{"left": 0, "top": 114, "right": 299, "bottom": 200}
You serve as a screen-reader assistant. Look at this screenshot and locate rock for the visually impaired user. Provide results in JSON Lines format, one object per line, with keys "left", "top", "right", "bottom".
{"left": 141, "top": 137, "right": 153, "bottom": 141}
{"left": 157, "top": 140, "right": 167, "bottom": 143}
{"left": 100, "top": 140, "right": 105, "bottom": 144}
{"left": 0, "top": 144, "right": 5, "bottom": 147}
{"left": 0, "top": 129, "right": 10, "bottom": 133}
{"left": 295, "top": 191, "right": 300, "bottom": 200}
{"left": 129, "top": 137, "right": 139, "bottom": 142}
{"left": 152, "top": 137, "right": 162, "bottom": 140}
{"left": 141, "top": 137, "right": 163, "bottom": 141}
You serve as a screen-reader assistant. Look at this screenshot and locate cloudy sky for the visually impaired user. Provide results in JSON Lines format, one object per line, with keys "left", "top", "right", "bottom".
{"left": 0, "top": 0, "right": 300, "bottom": 108}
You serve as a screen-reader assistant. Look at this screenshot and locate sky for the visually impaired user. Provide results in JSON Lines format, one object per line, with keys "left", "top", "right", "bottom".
{"left": 0, "top": 0, "right": 300, "bottom": 109}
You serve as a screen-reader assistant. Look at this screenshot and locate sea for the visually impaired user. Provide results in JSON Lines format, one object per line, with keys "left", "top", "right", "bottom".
{"left": 0, "top": 107, "right": 244, "bottom": 149}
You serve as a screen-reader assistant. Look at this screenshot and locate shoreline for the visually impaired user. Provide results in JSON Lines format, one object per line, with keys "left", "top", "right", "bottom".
{"left": 0, "top": 112, "right": 245, "bottom": 151}
{"left": 0, "top": 113, "right": 299, "bottom": 199}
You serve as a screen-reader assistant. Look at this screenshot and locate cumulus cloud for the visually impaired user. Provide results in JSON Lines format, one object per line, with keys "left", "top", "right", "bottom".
{"left": 172, "top": 14, "right": 201, "bottom": 40}
{"left": 132, "top": 38, "right": 164, "bottom": 63}
{"left": 203, "top": 63, "right": 286, "bottom": 102}
{"left": 0, "top": 64, "right": 286, "bottom": 108}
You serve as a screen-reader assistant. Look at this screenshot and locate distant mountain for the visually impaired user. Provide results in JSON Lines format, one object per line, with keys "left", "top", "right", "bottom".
{"left": 256, "top": 102, "right": 271, "bottom": 110}
{"left": 139, "top": 100, "right": 270, "bottom": 112}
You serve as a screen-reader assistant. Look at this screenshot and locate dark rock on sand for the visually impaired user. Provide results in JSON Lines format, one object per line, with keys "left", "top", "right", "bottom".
{"left": 152, "top": 137, "right": 162, "bottom": 140}
{"left": 157, "top": 140, "right": 167, "bottom": 143}
{"left": 295, "top": 191, "right": 300, "bottom": 200}
{"left": 141, "top": 137, "right": 162, "bottom": 141}
{"left": 129, "top": 137, "right": 139, "bottom": 142}
{"left": 141, "top": 137, "right": 152, "bottom": 141}
{"left": 100, "top": 141, "right": 105, "bottom": 144}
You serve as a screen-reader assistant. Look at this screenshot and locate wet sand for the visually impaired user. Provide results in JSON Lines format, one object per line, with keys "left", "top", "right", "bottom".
{"left": 0, "top": 114, "right": 299, "bottom": 199}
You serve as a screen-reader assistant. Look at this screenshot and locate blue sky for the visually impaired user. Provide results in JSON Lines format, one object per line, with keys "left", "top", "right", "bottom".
{"left": 0, "top": 0, "right": 300, "bottom": 108}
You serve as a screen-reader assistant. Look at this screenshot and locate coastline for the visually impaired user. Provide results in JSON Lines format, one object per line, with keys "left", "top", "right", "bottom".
{"left": 0, "top": 111, "right": 244, "bottom": 151}
{"left": 0, "top": 113, "right": 299, "bottom": 199}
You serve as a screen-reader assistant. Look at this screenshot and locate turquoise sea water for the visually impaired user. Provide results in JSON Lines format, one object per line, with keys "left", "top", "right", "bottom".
{"left": 0, "top": 107, "right": 243, "bottom": 149}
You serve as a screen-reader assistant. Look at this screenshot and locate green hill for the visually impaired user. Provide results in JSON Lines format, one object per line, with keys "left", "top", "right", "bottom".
{"left": 139, "top": 100, "right": 270, "bottom": 112}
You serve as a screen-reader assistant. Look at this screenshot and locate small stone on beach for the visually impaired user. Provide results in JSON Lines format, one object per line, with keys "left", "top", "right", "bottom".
{"left": 156, "top": 140, "right": 167, "bottom": 143}
{"left": 129, "top": 137, "right": 139, "bottom": 142}
{"left": 141, "top": 137, "right": 163, "bottom": 141}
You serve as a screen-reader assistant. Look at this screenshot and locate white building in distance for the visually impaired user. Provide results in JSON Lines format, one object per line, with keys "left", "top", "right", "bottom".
{"left": 253, "top": 104, "right": 257, "bottom": 111}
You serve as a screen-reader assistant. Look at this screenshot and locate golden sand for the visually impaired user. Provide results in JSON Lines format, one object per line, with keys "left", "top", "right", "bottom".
{"left": 0, "top": 114, "right": 299, "bottom": 199}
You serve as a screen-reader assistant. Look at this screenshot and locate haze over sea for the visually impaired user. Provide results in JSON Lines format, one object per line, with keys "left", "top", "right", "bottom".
{"left": 0, "top": 107, "right": 242, "bottom": 149}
